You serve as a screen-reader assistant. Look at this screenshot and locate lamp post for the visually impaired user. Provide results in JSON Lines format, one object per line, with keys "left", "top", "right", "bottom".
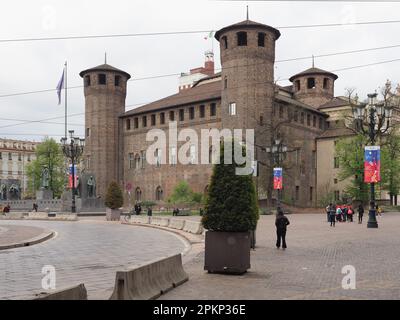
{"left": 60, "top": 130, "right": 85, "bottom": 213}
{"left": 351, "top": 92, "right": 394, "bottom": 228}
{"left": 266, "top": 139, "right": 288, "bottom": 212}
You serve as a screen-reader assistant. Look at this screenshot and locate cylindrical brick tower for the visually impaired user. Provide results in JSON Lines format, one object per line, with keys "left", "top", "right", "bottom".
{"left": 79, "top": 63, "right": 131, "bottom": 197}
{"left": 215, "top": 19, "right": 280, "bottom": 132}
{"left": 289, "top": 67, "right": 338, "bottom": 108}
{"left": 215, "top": 19, "right": 281, "bottom": 201}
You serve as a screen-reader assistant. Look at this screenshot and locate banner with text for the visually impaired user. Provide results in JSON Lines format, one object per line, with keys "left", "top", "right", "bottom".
{"left": 68, "top": 164, "right": 78, "bottom": 188}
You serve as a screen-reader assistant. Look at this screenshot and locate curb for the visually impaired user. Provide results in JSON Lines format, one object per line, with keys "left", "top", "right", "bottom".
{"left": 0, "top": 230, "right": 55, "bottom": 251}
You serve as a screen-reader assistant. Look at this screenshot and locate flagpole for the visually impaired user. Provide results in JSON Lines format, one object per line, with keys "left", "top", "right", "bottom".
{"left": 64, "top": 61, "right": 67, "bottom": 138}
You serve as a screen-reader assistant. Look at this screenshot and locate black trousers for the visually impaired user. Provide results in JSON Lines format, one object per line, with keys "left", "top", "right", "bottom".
{"left": 358, "top": 214, "right": 363, "bottom": 223}
{"left": 330, "top": 215, "right": 336, "bottom": 226}
{"left": 276, "top": 228, "right": 287, "bottom": 248}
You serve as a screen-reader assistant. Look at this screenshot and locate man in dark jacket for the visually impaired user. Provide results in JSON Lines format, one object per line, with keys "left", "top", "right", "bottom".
{"left": 275, "top": 209, "right": 290, "bottom": 249}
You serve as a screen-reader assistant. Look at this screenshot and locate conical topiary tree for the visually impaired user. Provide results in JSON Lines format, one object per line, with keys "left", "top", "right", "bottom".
{"left": 201, "top": 140, "right": 259, "bottom": 232}
{"left": 104, "top": 181, "right": 124, "bottom": 209}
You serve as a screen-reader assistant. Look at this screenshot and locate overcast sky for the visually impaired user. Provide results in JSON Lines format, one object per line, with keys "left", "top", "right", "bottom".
{"left": 0, "top": 0, "right": 399, "bottom": 142}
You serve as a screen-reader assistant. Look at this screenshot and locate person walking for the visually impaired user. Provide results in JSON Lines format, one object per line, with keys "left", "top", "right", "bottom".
{"left": 347, "top": 206, "right": 354, "bottom": 222}
{"left": 358, "top": 204, "right": 364, "bottom": 224}
{"left": 275, "top": 209, "right": 290, "bottom": 249}
{"left": 376, "top": 205, "right": 382, "bottom": 218}
{"left": 342, "top": 205, "right": 348, "bottom": 222}
{"left": 325, "top": 204, "right": 330, "bottom": 222}
{"left": 336, "top": 205, "right": 342, "bottom": 223}
{"left": 329, "top": 203, "right": 336, "bottom": 227}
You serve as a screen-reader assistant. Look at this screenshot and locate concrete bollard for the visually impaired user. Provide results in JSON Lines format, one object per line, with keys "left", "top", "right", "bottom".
{"left": 28, "top": 211, "right": 48, "bottom": 219}
{"left": 109, "top": 254, "right": 188, "bottom": 300}
{"left": 182, "top": 220, "right": 204, "bottom": 234}
{"left": 131, "top": 216, "right": 150, "bottom": 224}
{"left": 33, "top": 283, "right": 87, "bottom": 300}
{"left": 150, "top": 217, "right": 170, "bottom": 227}
{"left": 168, "top": 218, "right": 186, "bottom": 230}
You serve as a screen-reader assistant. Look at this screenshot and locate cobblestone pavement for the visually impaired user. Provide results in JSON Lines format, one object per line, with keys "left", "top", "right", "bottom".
{"left": 161, "top": 213, "right": 400, "bottom": 300}
{"left": 0, "top": 220, "right": 186, "bottom": 300}
{"left": 0, "top": 225, "right": 50, "bottom": 247}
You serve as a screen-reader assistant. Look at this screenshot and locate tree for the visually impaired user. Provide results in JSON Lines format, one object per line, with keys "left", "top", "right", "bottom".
{"left": 201, "top": 140, "right": 259, "bottom": 232}
{"left": 335, "top": 134, "right": 370, "bottom": 203}
{"left": 167, "top": 181, "right": 202, "bottom": 207}
{"left": 105, "top": 181, "right": 124, "bottom": 209}
{"left": 25, "top": 137, "right": 66, "bottom": 198}
{"left": 381, "top": 134, "right": 400, "bottom": 205}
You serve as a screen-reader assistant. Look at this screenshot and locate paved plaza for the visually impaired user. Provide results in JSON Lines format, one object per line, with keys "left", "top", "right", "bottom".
{"left": 1, "top": 212, "right": 400, "bottom": 300}
{"left": 0, "top": 219, "right": 186, "bottom": 300}
{"left": 162, "top": 212, "right": 400, "bottom": 300}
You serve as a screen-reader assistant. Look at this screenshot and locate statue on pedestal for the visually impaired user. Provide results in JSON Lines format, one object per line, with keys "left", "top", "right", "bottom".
{"left": 41, "top": 167, "right": 50, "bottom": 189}
{"left": 87, "top": 175, "right": 96, "bottom": 198}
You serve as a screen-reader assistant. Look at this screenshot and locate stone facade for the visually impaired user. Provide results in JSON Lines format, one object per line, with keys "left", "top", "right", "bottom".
{"left": 81, "top": 18, "right": 371, "bottom": 208}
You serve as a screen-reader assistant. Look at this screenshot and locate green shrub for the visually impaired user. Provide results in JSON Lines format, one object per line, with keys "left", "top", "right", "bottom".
{"left": 201, "top": 140, "right": 259, "bottom": 232}
{"left": 104, "top": 181, "right": 123, "bottom": 209}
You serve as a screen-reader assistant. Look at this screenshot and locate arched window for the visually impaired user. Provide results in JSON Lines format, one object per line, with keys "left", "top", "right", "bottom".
{"left": 135, "top": 187, "right": 142, "bottom": 201}
{"left": 134, "top": 153, "right": 141, "bottom": 169}
{"left": 307, "top": 77, "right": 316, "bottom": 89}
{"left": 237, "top": 32, "right": 247, "bottom": 46}
{"left": 156, "top": 186, "right": 163, "bottom": 201}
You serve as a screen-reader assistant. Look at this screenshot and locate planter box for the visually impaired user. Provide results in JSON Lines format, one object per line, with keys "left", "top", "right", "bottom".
{"left": 106, "top": 208, "right": 121, "bottom": 221}
{"left": 204, "top": 231, "right": 251, "bottom": 274}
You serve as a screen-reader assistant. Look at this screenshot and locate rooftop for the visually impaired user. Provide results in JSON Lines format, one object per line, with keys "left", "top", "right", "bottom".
{"left": 79, "top": 63, "right": 131, "bottom": 80}
{"left": 289, "top": 67, "right": 338, "bottom": 82}
{"left": 215, "top": 19, "right": 281, "bottom": 41}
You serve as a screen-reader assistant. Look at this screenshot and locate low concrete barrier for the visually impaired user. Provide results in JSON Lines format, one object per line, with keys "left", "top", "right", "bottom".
{"left": 109, "top": 254, "right": 188, "bottom": 300}
{"left": 28, "top": 212, "right": 48, "bottom": 219}
{"left": 4, "top": 212, "right": 25, "bottom": 219}
{"left": 183, "top": 220, "right": 203, "bottom": 234}
{"left": 131, "top": 216, "right": 150, "bottom": 224}
{"left": 150, "top": 216, "right": 170, "bottom": 227}
{"left": 168, "top": 218, "right": 185, "bottom": 230}
{"left": 56, "top": 213, "right": 78, "bottom": 221}
{"left": 34, "top": 283, "right": 87, "bottom": 300}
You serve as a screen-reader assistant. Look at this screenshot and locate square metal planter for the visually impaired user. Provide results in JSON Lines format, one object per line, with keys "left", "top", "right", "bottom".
{"left": 204, "top": 231, "right": 251, "bottom": 274}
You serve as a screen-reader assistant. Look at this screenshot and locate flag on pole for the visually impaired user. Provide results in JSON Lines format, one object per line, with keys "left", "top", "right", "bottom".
{"left": 204, "top": 31, "right": 214, "bottom": 40}
{"left": 364, "top": 146, "right": 380, "bottom": 183}
{"left": 56, "top": 69, "right": 65, "bottom": 105}
{"left": 273, "top": 168, "right": 283, "bottom": 190}
{"left": 68, "top": 164, "right": 78, "bottom": 188}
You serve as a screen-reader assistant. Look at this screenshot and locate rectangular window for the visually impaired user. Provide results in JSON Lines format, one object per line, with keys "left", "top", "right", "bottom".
{"left": 319, "top": 117, "right": 323, "bottom": 129}
{"left": 189, "top": 107, "right": 195, "bottom": 120}
{"left": 115, "top": 75, "right": 121, "bottom": 87}
{"left": 313, "top": 116, "right": 316, "bottom": 127}
{"left": 323, "top": 78, "right": 329, "bottom": 89}
{"left": 8, "top": 153, "right": 12, "bottom": 160}
{"left": 86, "top": 128, "right": 90, "bottom": 137}
{"left": 301, "top": 112, "right": 305, "bottom": 124}
{"left": 199, "top": 105, "right": 205, "bottom": 118}
{"left": 134, "top": 117, "right": 138, "bottom": 129}
{"left": 0, "top": 152, "right": 2, "bottom": 159}
{"left": 140, "top": 150, "right": 146, "bottom": 168}
{"left": 18, "top": 154, "right": 21, "bottom": 161}
{"left": 142, "top": 116, "right": 147, "bottom": 127}
{"left": 151, "top": 114, "right": 156, "bottom": 126}
{"left": 279, "top": 105, "right": 283, "bottom": 118}
{"left": 210, "top": 103, "right": 216, "bottom": 117}
{"left": 307, "top": 114, "right": 311, "bottom": 126}
{"left": 98, "top": 73, "right": 106, "bottom": 85}
{"left": 307, "top": 77, "right": 315, "bottom": 89}
{"left": 126, "top": 119, "right": 131, "bottom": 130}
{"left": 129, "top": 153, "right": 134, "bottom": 169}
{"left": 295, "top": 80, "right": 300, "bottom": 91}
{"left": 334, "top": 157, "right": 340, "bottom": 169}
{"left": 295, "top": 186, "right": 300, "bottom": 201}
{"left": 228, "top": 102, "right": 236, "bottom": 116}
{"left": 294, "top": 110, "right": 298, "bottom": 122}
{"left": 179, "top": 109, "right": 184, "bottom": 121}
{"left": 170, "top": 146, "right": 177, "bottom": 166}
{"left": 258, "top": 33, "right": 265, "bottom": 47}
{"left": 310, "top": 187, "right": 313, "bottom": 201}
{"left": 27, "top": 154, "right": 31, "bottom": 162}
{"left": 169, "top": 111, "right": 175, "bottom": 121}
{"left": 160, "top": 112, "right": 165, "bottom": 125}
{"left": 334, "top": 190, "right": 340, "bottom": 201}
{"left": 237, "top": 32, "right": 247, "bottom": 46}
{"left": 334, "top": 178, "right": 338, "bottom": 184}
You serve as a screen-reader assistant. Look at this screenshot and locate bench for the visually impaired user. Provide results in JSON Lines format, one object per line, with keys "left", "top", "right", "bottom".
{"left": 172, "top": 210, "right": 190, "bottom": 216}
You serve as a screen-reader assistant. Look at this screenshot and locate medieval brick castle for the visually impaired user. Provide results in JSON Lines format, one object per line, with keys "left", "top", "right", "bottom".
{"left": 79, "top": 18, "right": 362, "bottom": 208}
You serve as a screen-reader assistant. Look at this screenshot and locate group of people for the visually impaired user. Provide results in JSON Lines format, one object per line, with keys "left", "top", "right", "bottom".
{"left": 326, "top": 203, "right": 383, "bottom": 227}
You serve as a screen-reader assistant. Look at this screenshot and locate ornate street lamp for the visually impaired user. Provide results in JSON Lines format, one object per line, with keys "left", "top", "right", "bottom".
{"left": 265, "top": 139, "right": 288, "bottom": 213}
{"left": 350, "top": 92, "right": 394, "bottom": 228}
{"left": 60, "top": 130, "right": 85, "bottom": 213}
